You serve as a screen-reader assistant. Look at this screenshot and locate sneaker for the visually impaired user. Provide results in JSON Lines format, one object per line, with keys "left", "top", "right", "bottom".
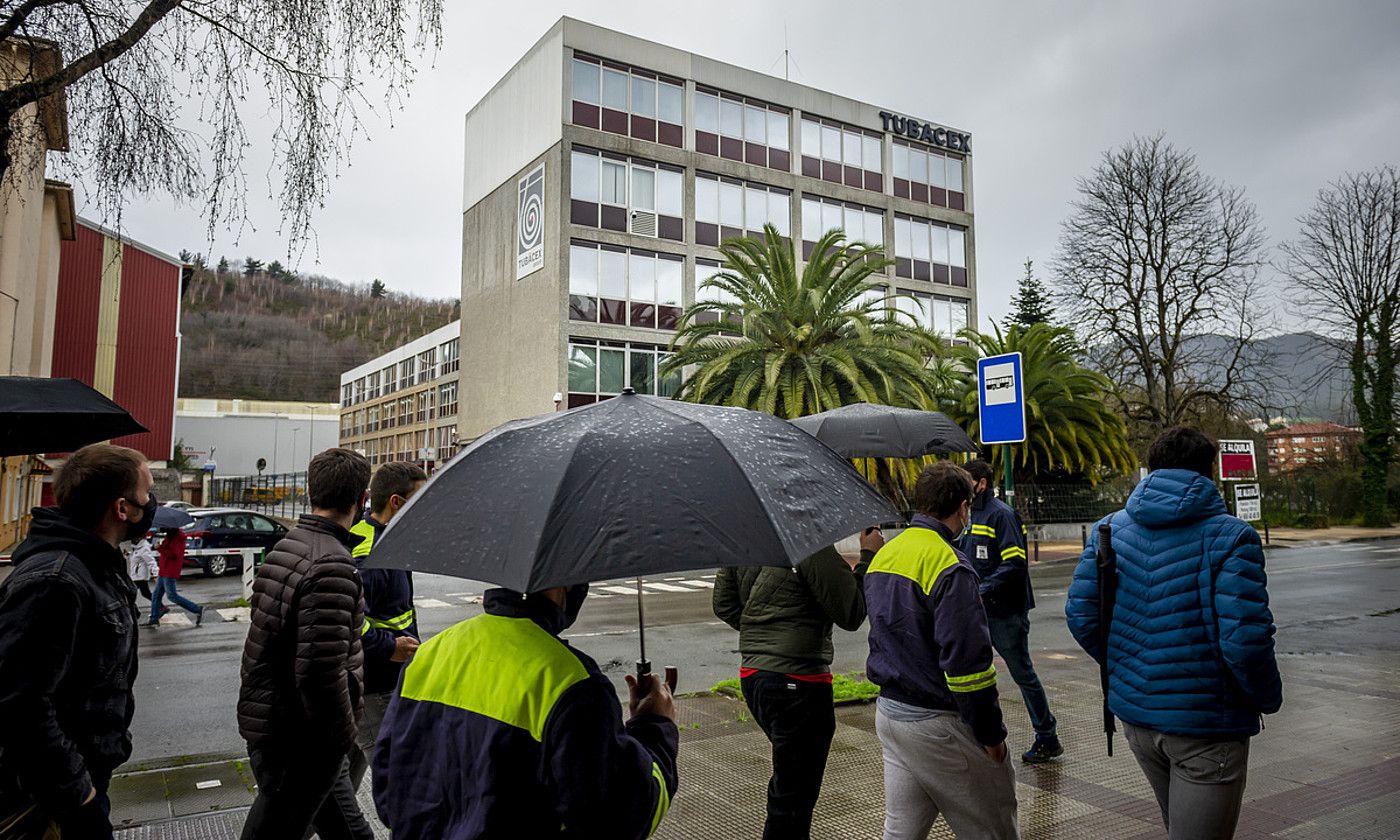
{"left": 1022, "top": 736, "right": 1064, "bottom": 764}
{"left": 195, "top": 608, "right": 204, "bottom": 628}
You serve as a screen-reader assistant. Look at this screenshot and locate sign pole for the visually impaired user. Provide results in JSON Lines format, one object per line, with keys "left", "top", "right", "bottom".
{"left": 1002, "top": 444, "right": 1014, "bottom": 502}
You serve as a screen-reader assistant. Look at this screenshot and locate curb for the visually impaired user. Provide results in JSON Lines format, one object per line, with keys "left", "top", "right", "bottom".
{"left": 1261, "top": 533, "right": 1400, "bottom": 550}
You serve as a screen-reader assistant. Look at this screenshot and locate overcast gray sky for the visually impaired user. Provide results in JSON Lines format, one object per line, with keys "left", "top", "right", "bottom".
{"left": 96, "top": 0, "right": 1400, "bottom": 329}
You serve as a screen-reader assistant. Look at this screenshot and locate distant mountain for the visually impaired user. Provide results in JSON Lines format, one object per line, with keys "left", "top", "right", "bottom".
{"left": 1172, "top": 331, "right": 1354, "bottom": 424}
{"left": 178, "top": 263, "right": 458, "bottom": 403}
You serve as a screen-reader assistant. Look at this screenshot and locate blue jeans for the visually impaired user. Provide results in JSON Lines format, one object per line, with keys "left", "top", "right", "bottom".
{"left": 987, "top": 611, "right": 1057, "bottom": 738}
{"left": 149, "top": 576, "right": 201, "bottom": 623}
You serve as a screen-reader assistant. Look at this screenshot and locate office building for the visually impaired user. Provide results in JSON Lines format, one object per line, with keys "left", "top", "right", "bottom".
{"left": 455, "top": 18, "right": 977, "bottom": 438}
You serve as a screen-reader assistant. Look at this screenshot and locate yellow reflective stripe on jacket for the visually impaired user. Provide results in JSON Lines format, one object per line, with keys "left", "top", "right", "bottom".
{"left": 647, "top": 762, "right": 671, "bottom": 836}
{"left": 867, "top": 527, "right": 963, "bottom": 595}
{"left": 945, "top": 665, "right": 997, "bottom": 693}
{"left": 366, "top": 608, "right": 415, "bottom": 632}
{"left": 350, "top": 518, "right": 376, "bottom": 559}
{"left": 1000, "top": 546, "right": 1027, "bottom": 560}
{"left": 360, "top": 617, "right": 371, "bottom": 635}
{"left": 970, "top": 524, "right": 996, "bottom": 538}
{"left": 399, "top": 613, "right": 589, "bottom": 741}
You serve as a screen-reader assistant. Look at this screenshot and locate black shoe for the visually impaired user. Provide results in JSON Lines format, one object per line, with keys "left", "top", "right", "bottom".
{"left": 1022, "top": 736, "right": 1064, "bottom": 764}
{"left": 195, "top": 608, "right": 204, "bottom": 627}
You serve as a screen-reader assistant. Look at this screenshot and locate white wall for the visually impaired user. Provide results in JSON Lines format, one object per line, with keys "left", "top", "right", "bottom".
{"left": 175, "top": 412, "right": 340, "bottom": 477}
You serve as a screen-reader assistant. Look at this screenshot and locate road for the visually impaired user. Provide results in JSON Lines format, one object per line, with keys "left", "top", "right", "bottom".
{"left": 112, "top": 537, "right": 1400, "bottom": 764}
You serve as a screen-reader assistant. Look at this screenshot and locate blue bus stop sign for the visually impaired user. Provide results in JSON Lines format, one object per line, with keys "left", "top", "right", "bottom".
{"left": 977, "top": 352, "right": 1027, "bottom": 445}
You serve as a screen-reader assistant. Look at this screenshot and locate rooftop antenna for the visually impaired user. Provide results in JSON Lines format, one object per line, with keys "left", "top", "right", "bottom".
{"left": 784, "top": 23, "right": 790, "bottom": 81}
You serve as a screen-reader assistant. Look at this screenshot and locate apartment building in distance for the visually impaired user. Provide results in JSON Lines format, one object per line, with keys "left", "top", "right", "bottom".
{"left": 455, "top": 18, "right": 978, "bottom": 439}
{"left": 337, "top": 321, "right": 461, "bottom": 468}
{"left": 1264, "top": 422, "right": 1362, "bottom": 473}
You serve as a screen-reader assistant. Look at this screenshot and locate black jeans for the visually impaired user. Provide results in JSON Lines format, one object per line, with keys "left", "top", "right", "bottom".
{"left": 240, "top": 744, "right": 372, "bottom": 840}
{"left": 741, "top": 671, "right": 836, "bottom": 840}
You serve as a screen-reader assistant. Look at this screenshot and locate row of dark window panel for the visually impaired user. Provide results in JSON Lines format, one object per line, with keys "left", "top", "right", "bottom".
{"left": 570, "top": 297, "right": 684, "bottom": 330}
{"left": 694, "top": 131, "right": 790, "bottom": 173}
{"left": 895, "top": 260, "right": 970, "bottom": 286}
{"left": 570, "top": 200, "right": 684, "bottom": 241}
{"left": 893, "top": 178, "right": 967, "bottom": 211}
{"left": 571, "top": 101, "right": 683, "bottom": 148}
{"left": 800, "top": 156, "right": 883, "bottom": 193}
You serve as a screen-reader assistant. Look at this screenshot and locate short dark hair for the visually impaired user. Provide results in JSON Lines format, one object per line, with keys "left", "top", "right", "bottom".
{"left": 964, "top": 459, "right": 995, "bottom": 485}
{"left": 1147, "top": 426, "right": 1218, "bottom": 478}
{"left": 307, "top": 448, "right": 371, "bottom": 514}
{"left": 370, "top": 461, "right": 428, "bottom": 513}
{"left": 54, "top": 443, "right": 146, "bottom": 528}
{"left": 912, "top": 461, "right": 975, "bottom": 518}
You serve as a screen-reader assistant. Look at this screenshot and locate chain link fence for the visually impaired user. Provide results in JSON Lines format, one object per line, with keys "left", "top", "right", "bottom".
{"left": 209, "top": 472, "right": 309, "bottom": 521}
{"left": 1012, "top": 478, "right": 1135, "bottom": 527}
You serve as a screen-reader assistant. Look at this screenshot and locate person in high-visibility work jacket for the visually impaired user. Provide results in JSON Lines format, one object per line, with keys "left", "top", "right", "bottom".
{"left": 372, "top": 585, "right": 680, "bottom": 839}
{"left": 349, "top": 461, "right": 427, "bottom": 788}
{"left": 957, "top": 459, "right": 1063, "bottom": 765}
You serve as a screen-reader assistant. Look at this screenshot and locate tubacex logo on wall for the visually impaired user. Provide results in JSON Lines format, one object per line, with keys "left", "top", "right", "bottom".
{"left": 516, "top": 163, "right": 545, "bottom": 280}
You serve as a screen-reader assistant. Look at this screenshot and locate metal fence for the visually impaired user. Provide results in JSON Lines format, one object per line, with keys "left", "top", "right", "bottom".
{"left": 1012, "top": 479, "right": 1135, "bottom": 526}
{"left": 209, "top": 471, "right": 309, "bottom": 520}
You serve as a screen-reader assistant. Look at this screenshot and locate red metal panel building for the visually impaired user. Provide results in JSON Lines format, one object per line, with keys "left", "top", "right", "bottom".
{"left": 49, "top": 219, "right": 183, "bottom": 462}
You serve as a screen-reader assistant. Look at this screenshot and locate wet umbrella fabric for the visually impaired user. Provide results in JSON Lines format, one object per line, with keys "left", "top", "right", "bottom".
{"left": 152, "top": 505, "right": 194, "bottom": 529}
{"left": 367, "top": 392, "right": 899, "bottom": 593}
{"left": 0, "top": 376, "right": 147, "bottom": 456}
{"left": 789, "top": 402, "right": 977, "bottom": 458}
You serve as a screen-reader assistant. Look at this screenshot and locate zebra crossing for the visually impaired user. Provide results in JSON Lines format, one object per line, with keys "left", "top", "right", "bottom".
{"left": 198, "top": 574, "right": 719, "bottom": 622}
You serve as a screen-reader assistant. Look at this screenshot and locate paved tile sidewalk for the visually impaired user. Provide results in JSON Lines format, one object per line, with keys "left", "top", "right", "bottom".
{"left": 110, "top": 645, "right": 1400, "bottom": 839}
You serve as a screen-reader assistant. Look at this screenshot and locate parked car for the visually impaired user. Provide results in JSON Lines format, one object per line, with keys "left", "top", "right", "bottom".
{"left": 180, "top": 508, "right": 288, "bottom": 576}
{"left": 164, "top": 500, "right": 196, "bottom": 511}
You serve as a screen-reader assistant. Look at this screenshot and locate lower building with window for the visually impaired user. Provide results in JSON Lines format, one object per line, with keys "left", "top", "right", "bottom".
{"left": 455, "top": 18, "right": 977, "bottom": 440}
{"left": 338, "top": 321, "right": 461, "bottom": 468}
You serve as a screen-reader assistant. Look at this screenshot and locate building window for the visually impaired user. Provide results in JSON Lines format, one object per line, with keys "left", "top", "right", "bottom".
{"left": 569, "top": 241, "right": 684, "bottom": 330}
{"left": 888, "top": 290, "right": 971, "bottom": 342}
{"left": 416, "top": 390, "right": 435, "bottom": 423}
{"left": 351, "top": 379, "right": 365, "bottom": 406}
{"left": 416, "top": 349, "right": 437, "bottom": 384}
{"left": 381, "top": 364, "right": 397, "bottom": 395}
{"left": 383, "top": 400, "right": 396, "bottom": 429}
{"left": 365, "top": 371, "right": 381, "bottom": 401}
{"left": 570, "top": 148, "right": 684, "bottom": 241}
{"left": 800, "top": 196, "right": 885, "bottom": 258}
{"left": 366, "top": 405, "right": 380, "bottom": 434}
{"left": 399, "top": 396, "right": 414, "bottom": 426}
{"left": 438, "top": 380, "right": 459, "bottom": 417}
{"left": 398, "top": 359, "right": 413, "bottom": 390}
{"left": 341, "top": 384, "right": 353, "bottom": 408}
{"left": 693, "top": 259, "right": 742, "bottom": 331}
{"left": 571, "top": 54, "right": 683, "bottom": 147}
{"left": 567, "top": 338, "right": 680, "bottom": 407}
{"left": 893, "top": 214, "right": 968, "bottom": 286}
{"left": 800, "top": 117, "right": 882, "bottom": 192}
{"left": 693, "top": 87, "right": 790, "bottom": 171}
{"left": 340, "top": 413, "right": 352, "bottom": 438}
{"left": 694, "top": 174, "right": 790, "bottom": 247}
{"left": 892, "top": 139, "right": 966, "bottom": 211}
{"left": 440, "top": 339, "right": 460, "bottom": 374}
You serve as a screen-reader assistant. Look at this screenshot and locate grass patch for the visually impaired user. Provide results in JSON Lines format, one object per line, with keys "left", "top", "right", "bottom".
{"left": 230, "top": 597, "right": 251, "bottom": 608}
{"left": 710, "top": 673, "right": 880, "bottom": 705}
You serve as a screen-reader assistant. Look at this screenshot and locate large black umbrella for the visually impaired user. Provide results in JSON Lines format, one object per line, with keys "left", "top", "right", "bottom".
{"left": 369, "top": 391, "right": 898, "bottom": 675}
{"left": 372, "top": 390, "right": 897, "bottom": 589}
{"left": 0, "top": 376, "right": 147, "bottom": 456}
{"left": 789, "top": 402, "right": 977, "bottom": 458}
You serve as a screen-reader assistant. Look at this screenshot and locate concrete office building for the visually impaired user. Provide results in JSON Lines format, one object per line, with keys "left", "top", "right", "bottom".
{"left": 456, "top": 18, "right": 977, "bottom": 439}
{"left": 338, "top": 320, "right": 461, "bottom": 467}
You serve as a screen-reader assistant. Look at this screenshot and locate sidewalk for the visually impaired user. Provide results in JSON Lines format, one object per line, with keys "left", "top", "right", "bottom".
{"left": 109, "top": 644, "right": 1400, "bottom": 839}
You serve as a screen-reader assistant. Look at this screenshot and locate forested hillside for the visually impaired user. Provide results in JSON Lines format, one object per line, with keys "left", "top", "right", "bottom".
{"left": 178, "top": 257, "right": 458, "bottom": 402}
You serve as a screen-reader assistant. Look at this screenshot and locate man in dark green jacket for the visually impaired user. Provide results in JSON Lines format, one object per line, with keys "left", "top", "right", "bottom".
{"left": 713, "top": 531, "right": 884, "bottom": 840}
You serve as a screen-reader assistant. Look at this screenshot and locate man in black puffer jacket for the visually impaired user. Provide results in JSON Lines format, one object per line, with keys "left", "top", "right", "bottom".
{"left": 0, "top": 444, "right": 154, "bottom": 839}
{"left": 238, "top": 448, "right": 371, "bottom": 840}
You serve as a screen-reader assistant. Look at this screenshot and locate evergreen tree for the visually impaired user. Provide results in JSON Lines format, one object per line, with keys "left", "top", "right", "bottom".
{"left": 243, "top": 257, "right": 265, "bottom": 277}
{"left": 370, "top": 279, "right": 387, "bottom": 299}
{"left": 1009, "top": 258, "right": 1054, "bottom": 327}
{"left": 217, "top": 256, "right": 229, "bottom": 275}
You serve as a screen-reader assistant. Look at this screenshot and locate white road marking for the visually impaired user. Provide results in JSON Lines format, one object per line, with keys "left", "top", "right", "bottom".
{"left": 159, "top": 613, "right": 192, "bottom": 627}
{"left": 195, "top": 780, "right": 222, "bottom": 790}
{"left": 413, "top": 598, "right": 451, "bottom": 609}
{"left": 217, "top": 608, "right": 250, "bottom": 622}
{"left": 642, "top": 582, "right": 695, "bottom": 593}
{"left": 678, "top": 580, "right": 714, "bottom": 589}
{"left": 598, "top": 585, "right": 639, "bottom": 595}
{"left": 701, "top": 574, "right": 717, "bottom": 579}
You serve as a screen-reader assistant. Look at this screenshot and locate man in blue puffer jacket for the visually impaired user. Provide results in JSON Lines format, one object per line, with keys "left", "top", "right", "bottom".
{"left": 1067, "top": 427, "right": 1282, "bottom": 840}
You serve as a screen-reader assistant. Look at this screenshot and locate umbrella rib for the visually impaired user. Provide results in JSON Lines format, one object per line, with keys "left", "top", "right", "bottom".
{"left": 693, "top": 420, "right": 804, "bottom": 564}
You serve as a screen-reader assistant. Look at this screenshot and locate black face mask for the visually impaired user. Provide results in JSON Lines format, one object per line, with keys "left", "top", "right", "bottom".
{"left": 563, "top": 583, "right": 590, "bottom": 630}
{"left": 125, "top": 492, "right": 158, "bottom": 542}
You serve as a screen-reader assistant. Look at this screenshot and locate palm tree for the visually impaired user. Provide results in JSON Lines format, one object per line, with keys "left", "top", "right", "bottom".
{"left": 661, "top": 225, "right": 945, "bottom": 419}
{"left": 951, "top": 322, "right": 1135, "bottom": 481}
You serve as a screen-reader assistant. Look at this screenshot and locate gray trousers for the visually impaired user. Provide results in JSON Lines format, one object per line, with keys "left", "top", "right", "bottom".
{"left": 350, "top": 692, "right": 392, "bottom": 792}
{"left": 1123, "top": 723, "right": 1251, "bottom": 840}
{"left": 875, "top": 707, "right": 1020, "bottom": 840}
